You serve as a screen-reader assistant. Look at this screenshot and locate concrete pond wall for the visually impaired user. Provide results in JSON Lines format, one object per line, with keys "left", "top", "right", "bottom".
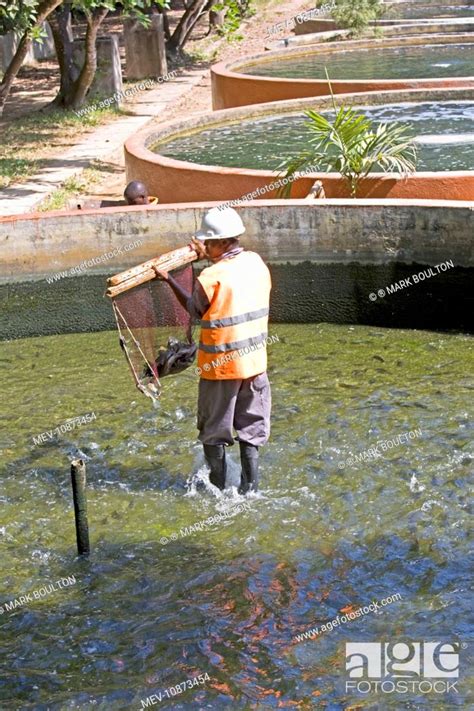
{"left": 276, "top": 21, "right": 474, "bottom": 52}
{"left": 211, "top": 34, "right": 474, "bottom": 109}
{"left": 292, "top": 0, "right": 474, "bottom": 35}
{"left": 293, "top": 17, "right": 474, "bottom": 36}
{"left": 0, "top": 201, "right": 472, "bottom": 339}
{"left": 293, "top": 18, "right": 474, "bottom": 33}
{"left": 124, "top": 87, "right": 474, "bottom": 203}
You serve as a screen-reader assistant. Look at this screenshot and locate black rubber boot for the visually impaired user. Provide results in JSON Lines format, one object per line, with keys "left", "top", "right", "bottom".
{"left": 239, "top": 441, "right": 259, "bottom": 494}
{"left": 203, "top": 444, "right": 227, "bottom": 490}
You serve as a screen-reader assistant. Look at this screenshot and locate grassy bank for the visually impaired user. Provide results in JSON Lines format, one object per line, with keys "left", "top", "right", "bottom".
{"left": 0, "top": 104, "right": 121, "bottom": 189}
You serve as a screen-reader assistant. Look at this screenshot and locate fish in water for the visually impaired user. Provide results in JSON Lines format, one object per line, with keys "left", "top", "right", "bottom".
{"left": 143, "top": 337, "right": 197, "bottom": 379}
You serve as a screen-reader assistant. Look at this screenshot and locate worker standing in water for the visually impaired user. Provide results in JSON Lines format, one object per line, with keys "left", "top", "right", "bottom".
{"left": 153, "top": 207, "right": 272, "bottom": 494}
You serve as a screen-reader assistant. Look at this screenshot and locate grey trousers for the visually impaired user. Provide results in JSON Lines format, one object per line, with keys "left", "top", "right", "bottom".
{"left": 197, "top": 372, "right": 271, "bottom": 447}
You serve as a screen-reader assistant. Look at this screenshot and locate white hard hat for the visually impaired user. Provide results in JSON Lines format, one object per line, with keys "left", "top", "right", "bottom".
{"left": 195, "top": 207, "right": 245, "bottom": 241}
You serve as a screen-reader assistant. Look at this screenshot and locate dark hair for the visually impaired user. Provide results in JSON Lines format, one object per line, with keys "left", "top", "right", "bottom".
{"left": 124, "top": 180, "right": 149, "bottom": 203}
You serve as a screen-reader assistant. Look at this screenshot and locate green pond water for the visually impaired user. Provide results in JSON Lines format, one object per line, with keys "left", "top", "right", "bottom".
{"left": 156, "top": 101, "right": 474, "bottom": 172}
{"left": 392, "top": 4, "right": 474, "bottom": 18}
{"left": 0, "top": 324, "right": 472, "bottom": 709}
{"left": 241, "top": 43, "right": 473, "bottom": 80}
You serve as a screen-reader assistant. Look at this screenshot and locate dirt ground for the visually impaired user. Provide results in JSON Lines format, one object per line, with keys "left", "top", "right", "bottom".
{"left": 2, "top": 0, "right": 312, "bottom": 202}
{"left": 2, "top": 8, "right": 209, "bottom": 121}
{"left": 163, "top": 0, "right": 313, "bottom": 119}
{"left": 88, "top": 0, "right": 313, "bottom": 201}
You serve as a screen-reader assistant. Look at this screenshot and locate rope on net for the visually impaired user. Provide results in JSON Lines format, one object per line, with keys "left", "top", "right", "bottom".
{"left": 112, "top": 299, "right": 161, "bottom": 402}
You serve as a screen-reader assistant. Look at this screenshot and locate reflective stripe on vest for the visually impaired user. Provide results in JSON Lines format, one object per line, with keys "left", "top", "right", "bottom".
{"left": 200, "top": 306, "right": 269, "bottom": 330}
{"left": 197, "top": 251, "right": 271, "bottom": 380}
{"left": 199, "top": 331, "right": 268, "bottom": 353}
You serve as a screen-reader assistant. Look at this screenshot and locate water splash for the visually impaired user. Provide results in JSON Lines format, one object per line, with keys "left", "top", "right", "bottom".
{"left": 415, "top": 133, "right": 474, "bottom": 145}
{"left": 409, "top": 473, "right": 425, "bottom": 493}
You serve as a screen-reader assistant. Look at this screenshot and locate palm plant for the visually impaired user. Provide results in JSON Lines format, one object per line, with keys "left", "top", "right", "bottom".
{"left": 279, "top": 76, "right": 418, "bottom": 198}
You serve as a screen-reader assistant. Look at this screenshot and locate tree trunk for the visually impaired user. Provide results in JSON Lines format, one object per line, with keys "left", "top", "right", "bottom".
{"left": 160, "top": 8, "right": 171, "bottom": 40}
{"left": 61, "top": 6, "right": 109, "bottom": 110}
{"left": 182, "top": 0, "right": 214, "bottom": 46}
{"left": 49, "top": 5, "right": 76, "bottom": 107}
{"left": 167, "top": 0, "right": 211, "bottom": 53}
{"left": 0, "top": 0, "right": 63, "bottom": 116}
{"left": 149, "top": 3, "right": 171, "bottom": 40}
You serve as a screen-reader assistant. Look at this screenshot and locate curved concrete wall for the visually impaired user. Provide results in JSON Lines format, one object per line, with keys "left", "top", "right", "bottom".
{"left": 124, "top": 87, "right": 474, "bottom": 203}
{"left": 291, "top": 20, "right": 474, "bottom": 39}
{"left": 387, "top": 0, "right": 474, "bottom": 4}
{"left": 211, "top": 34, "right": 474, "bottom": 109}
{"left": 267, "top": 21, "right": 474, "bottom": 53}
{"left": 293, "top": 1, "right": 474, "bottom": 34}
{"left": 0, "top": 201, "right": 472, "bottom": 338}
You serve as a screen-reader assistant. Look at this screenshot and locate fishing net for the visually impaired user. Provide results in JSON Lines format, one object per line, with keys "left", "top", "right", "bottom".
{"left": 111, "top": 265, "right": 197, "bottom": 401}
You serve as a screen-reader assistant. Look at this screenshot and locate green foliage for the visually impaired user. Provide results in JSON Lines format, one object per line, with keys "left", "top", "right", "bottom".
{"left": 0, "top": 1, "right": 162, "bottom": 36}
{"left": 0, "top": 156, "right": 35, "bottom": 186}
{"left": 331, "top": 0, "right": 385, "bottom": 34}
{"left": 70, "top": 0, "right": 164, "bottom": 25}
{"left": 38, "top": 175, "right": 88, "bottom": 211}
{"left": 187, "top": 46, "right": 219, "bottom": 64}
{"left": 279, "top": 75, "right": 417, "bottom": 197}
{"left": 0, "top": 0, "right": 39, "bottom": 34}
{"left": 211, "top": 0, "right": 255, "bottom": 41}
{"left": 37, "top": 161, "right": 105, "bottom": 210}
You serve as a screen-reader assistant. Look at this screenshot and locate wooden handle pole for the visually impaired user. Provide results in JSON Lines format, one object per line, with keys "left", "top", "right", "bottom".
{"left": 106, "top": 247, "right": 198, "bottom": 298}
{"left": 70, "top": 459, "right": 90, "bottom": 556}
{"left": 107, "top": 245, "right": 197, "bottom": 287}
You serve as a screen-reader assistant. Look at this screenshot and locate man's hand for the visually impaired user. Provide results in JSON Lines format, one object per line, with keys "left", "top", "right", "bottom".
{"left": 153, "top": 266, "right": 169, "bottom": 281}
{"left": 190, "top": 237, "right": 207, "bottom": 261}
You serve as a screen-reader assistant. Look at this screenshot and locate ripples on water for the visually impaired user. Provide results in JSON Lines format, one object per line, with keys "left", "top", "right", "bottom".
{"left": 156, "top": 101, "right": 474, "bottom": 173}
{"left": 393, "top": 5, "right": 474, "bottom": 19}
{"left": 0, "top": 325, "right": 472, "bottom": 708}
{"left": 241, "top": 43, "right": 474, "bottom": 80}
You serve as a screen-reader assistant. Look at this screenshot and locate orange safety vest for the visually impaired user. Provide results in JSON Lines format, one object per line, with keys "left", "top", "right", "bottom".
{"left": 197, "top": 251, "right": 271, "bottom": 380}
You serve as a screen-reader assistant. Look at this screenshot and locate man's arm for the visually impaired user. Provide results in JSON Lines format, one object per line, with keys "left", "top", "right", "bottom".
{"left": 152, "top": 238, "right": 209, "bottom": 315}
{"left": 153, "top": 268, "right": 210, "bottom": 319}
{"left": 155, "top": 270, "right": 191, "bottom": 311}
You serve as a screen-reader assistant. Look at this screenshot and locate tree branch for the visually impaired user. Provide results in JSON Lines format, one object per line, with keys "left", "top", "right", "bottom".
{"left": 168, "top": 0, "right": 211, "bottom": 53}
{"left": 0, "top": 0, "right": 63, "bottom": 115}
{"left": 66, "top": 6, "right": 110, "bottom": 109}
